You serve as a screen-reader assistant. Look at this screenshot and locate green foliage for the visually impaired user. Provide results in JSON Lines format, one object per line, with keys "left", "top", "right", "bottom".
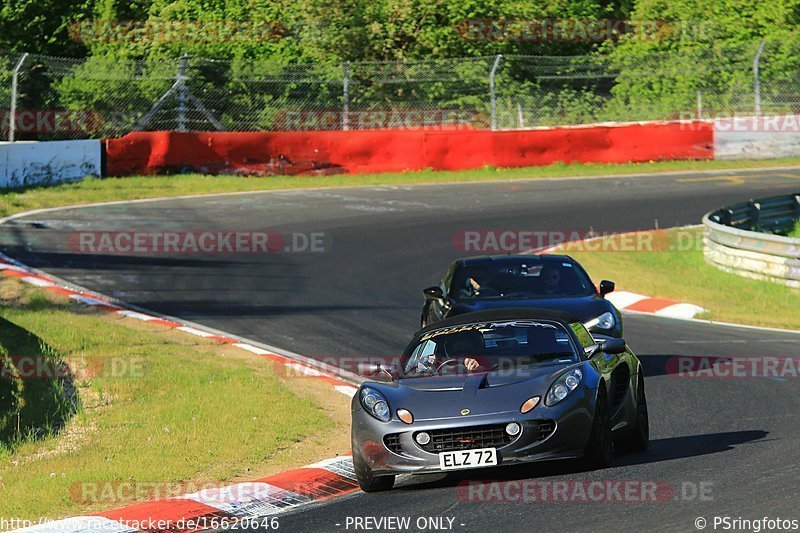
{"left": 600, "top": 0, "right": 800, "bottom": 116}
{"left": 789, "top": 219, "right": 800, "bottom": 239}
{"left": 2, "top": 0, "right": 632, "bottom": 64}
{"left": 3, "top": 0, "right": 800, "bottom": 133}
{"left": 0, "top": 340, "right": 24, "bottom": 435}
{"left": 0, "top": 0, "right": 93, "bottom": 56}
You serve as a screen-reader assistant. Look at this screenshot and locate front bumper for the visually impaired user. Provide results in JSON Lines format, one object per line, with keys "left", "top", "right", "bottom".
{"left": 352, "top": 387, "right": 595, "bottom": 475}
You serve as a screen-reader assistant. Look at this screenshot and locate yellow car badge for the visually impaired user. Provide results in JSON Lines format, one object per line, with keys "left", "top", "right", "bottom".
{"left": 460, "top": 408, "right": 470, "bottom": 416}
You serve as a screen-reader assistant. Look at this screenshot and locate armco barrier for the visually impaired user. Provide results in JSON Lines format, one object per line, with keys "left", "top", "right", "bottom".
{"left": 104, "top": 121, "right": 713, "bottom": 176}
{"left": 1, "top": 140, "right": 101, "bottom": 188}
{"left": 703, "top": 194, "right": 800, "bottom": 288}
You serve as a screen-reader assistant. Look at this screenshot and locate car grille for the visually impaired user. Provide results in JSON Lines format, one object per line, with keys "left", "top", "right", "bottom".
{"left": 415, "top": 421, "right": 555, "bottom": 453}
{"left": 383, "top": 433, "right": 403, "bottom": 454}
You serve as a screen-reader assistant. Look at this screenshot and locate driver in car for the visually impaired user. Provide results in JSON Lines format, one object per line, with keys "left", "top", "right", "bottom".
{"left": 415, "top": 330, "right": 489, "bottom": 374}
{"left": 541, "top": 265, "right": 563, "bottom": 295}
{"left": 446, "top": 330, "right": 489, "bottom": 372}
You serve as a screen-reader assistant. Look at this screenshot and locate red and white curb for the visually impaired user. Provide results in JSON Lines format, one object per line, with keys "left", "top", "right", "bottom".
{"left": 605, "top": 290, "right": 706, "bottom": 319}
{"left": 15, "top": 456, "right": 358, "bottom": 533}
{"left": 0, "top": 254, "right": 362, "bottom": 532}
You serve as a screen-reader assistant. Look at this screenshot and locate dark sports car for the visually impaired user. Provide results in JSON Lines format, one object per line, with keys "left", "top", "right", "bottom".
{"left": 351, "top": 308, "right": 648, "bottom": 492}
{"left": 421, "top": 254, "right": 622, "bottom": 337}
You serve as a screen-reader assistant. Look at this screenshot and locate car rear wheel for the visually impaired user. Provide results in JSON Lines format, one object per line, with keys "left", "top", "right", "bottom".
{"left": 352, "top": 445, "right": 395, "bottom": 493}
{"left": 583, "top": 388, "right": 612, "bottom": 469}
{"left": 616, "top": 374, "right": 649, "bottom": 453}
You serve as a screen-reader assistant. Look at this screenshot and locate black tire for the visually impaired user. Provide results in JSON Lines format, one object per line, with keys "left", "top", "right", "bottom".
{"left": 352, "top": 446, "right": 395, "bottom": 493}
{"left": 616, "top": 374, "right": 649, "bottom": 453}
{"left": 583, "top": 388, "right": 613, "bottom": 469}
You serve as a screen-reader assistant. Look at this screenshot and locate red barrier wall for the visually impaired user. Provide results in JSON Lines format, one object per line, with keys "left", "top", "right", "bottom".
{"left": 104, "top": 122, "right": 713, "bottom": 177}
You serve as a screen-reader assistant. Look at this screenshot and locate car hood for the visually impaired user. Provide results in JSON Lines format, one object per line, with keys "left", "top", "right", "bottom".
{"left": 447, "top": 295, "right": 612, "bottom": 322}
{"left": 374, "top": 365, "right": 579, "bottom": 420}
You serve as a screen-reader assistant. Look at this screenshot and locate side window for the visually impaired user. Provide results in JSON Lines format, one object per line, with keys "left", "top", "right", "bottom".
{"left": 404, "top": 340, "right": 437, "bottom": 373}
{"left": 570, "top": 322, "right": 596, "bottom": 349}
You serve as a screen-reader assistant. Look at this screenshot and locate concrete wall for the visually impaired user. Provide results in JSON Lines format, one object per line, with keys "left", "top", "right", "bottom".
{"left": 714, "top": 115, "right": 800, "bottom": 159}
{"left": 0, "top": 140, "right": 102, "bottom": 189}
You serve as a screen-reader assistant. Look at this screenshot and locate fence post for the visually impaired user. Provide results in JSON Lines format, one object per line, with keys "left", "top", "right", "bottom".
{"left": 489, "top": 54, "right": 502, "bottom": 130}
{"left": 176, "top": 53, "right": 189, "bottom": 132}
{"left": 342, "top": 61, "right": 351, "bottom": 131}
{"left": 9, "top": 52, "right": 29, "bottom": 142}
{"left": 696, "top": 90, "right": 703, "bottom": 119}
{"left": 753, "top": 41, "right": 765, "bottom": 117}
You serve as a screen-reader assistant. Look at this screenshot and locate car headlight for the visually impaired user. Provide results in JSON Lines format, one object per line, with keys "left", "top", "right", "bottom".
{"left": 360, "top": 387, "right": 391, "bottom": 422}
{"left": 584, "top": 311, "right": 615, "bottom": 331}
{"left": 545, "top": 368, "right": 583, "bottom": 406}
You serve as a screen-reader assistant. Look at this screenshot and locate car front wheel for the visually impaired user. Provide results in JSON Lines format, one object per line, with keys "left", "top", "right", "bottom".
{"left": 583, "top": 388, "right": 613, "bottom": 469}
{"left": 352, "top": 445, "right": 395, "bottom": 492}
{"left": 616, "top": 374, "right": 649, "bottom": 453}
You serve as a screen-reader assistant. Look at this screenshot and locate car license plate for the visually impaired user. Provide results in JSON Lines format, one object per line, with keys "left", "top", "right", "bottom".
{"left": 438, "top": 448, "right": 498, "bottom": 470}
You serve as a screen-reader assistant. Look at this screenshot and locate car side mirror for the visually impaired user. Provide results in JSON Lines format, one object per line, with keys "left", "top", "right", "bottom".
{"left": 423, "top": 286, "right": 445, "bottom": 301}
{"left": 601, "top": 338, "right": 626, "bottom": 355}
{"left": 599, "top": 280, "right": 615, "bottom": 297}
{"left": 357, "top": 362, "right": 398, "bottom": 380}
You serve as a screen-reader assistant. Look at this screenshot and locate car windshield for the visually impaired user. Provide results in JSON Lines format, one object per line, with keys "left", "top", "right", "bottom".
{"left": 451, "top": 257, "right": 595, "bottom": 299}
{"left": 401, "top": 320, "right": 579, "bottom": 378}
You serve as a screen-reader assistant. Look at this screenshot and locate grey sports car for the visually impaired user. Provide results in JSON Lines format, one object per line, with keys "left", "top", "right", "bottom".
{"left": 351, "top": 308, "right": 648, "bottom": 492}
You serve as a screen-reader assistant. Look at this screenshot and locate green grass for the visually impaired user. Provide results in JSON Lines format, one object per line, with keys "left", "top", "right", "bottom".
{"left": 0, "top": 280, "right": 336, "bottom": 520}
{"left": 562, "top": 228, "right": 800, "bottom": 330}
{"left": 789, "top": 219, "right": 800, "bottom": 239}
{"left": 3, "top": 157, "right": 800, "bottom": 217}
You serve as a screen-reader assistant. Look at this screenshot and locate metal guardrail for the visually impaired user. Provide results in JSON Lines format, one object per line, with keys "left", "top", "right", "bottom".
{"left": 703, "top": 193, "right": 800, "bottom": 288}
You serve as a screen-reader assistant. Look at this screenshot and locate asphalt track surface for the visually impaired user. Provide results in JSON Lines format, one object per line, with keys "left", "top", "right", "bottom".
{"left": 2, "top": 168, "right": 800, "bottom": 532}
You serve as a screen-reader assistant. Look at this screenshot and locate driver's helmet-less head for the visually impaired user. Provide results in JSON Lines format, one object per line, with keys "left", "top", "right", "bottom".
{"left": 542, "top": 266, "right": 561, "bottom": 288}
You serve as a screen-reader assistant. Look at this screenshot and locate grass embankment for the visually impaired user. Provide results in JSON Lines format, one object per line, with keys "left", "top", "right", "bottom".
{"left": 560, "top": 227, "right": 800, "bottom": 331}
{"left": 0, "top": 278, "right": 350, "bottom": 520}
{"left": 2, "top": 156, "right": 800, "bottom": 217}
